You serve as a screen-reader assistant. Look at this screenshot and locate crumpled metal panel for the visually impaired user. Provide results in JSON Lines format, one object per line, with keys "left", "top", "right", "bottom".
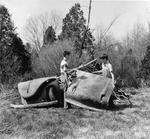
{"left": 66, "top": 70, "right": 113, "bottom": 105}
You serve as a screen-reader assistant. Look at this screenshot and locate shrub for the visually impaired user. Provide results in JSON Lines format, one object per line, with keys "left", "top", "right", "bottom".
{"left": 32, "top": 40, "right": 78, "bottom": 78}
{"left": 31, "top": 39, "right": 96, "bottom": 78}
{"left": 116, "top": 49, "right": 139, "bottom": 88}
{"left": 138, "top": 45, "right": 150, "bottom": 85}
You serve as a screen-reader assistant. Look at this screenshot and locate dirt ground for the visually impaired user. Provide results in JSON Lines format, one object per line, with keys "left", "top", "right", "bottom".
{"left": 0, "top": 88, "right": 150, "bottom": 139}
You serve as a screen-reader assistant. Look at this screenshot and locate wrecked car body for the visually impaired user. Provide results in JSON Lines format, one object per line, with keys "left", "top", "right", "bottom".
{"left": 11, "top": 70, "right": 131, "bottom": 110}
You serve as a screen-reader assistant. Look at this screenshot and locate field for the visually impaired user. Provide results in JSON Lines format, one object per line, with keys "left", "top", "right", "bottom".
{"left": 0, "top": 87, "right": 150, "bottom": 139}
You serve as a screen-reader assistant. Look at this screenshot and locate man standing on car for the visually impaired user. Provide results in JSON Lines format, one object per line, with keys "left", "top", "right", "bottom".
{"left": 60, "top": 50, "right": 71, "bottom": 108}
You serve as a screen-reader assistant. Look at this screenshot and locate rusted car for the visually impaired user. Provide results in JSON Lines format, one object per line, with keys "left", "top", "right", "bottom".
{"left": 11, "top": 69, "right": 131, "bottom": 110}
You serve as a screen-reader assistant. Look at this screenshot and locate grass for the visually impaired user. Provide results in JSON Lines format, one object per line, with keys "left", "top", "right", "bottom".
{"left": 0, "top": 86, "right": 150, "bottom": 139}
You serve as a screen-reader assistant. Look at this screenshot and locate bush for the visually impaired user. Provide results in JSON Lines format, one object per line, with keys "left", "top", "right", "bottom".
{"left": 116, "top": 49, "right": 139, "bottom": 88}
{"left": 32, "top": 40, "right": 81, "bottom": 78}
{"left": 138, "top": 45, "right": 150, "bottom": 85}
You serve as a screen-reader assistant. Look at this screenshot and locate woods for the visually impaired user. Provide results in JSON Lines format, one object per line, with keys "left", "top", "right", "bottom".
{"left": 0, "top": 5, "right": 31, "bottom": 84}
{"left": 0, "top": 3, "right": 150, "bottom": 87}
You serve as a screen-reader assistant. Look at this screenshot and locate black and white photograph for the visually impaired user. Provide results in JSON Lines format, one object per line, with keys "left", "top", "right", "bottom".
{"left": 0, "top": 0, "right": 150, "bottom": 138}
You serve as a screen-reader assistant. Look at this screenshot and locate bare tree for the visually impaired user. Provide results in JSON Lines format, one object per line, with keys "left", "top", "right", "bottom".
{"left": 95, "top": 24, "right": 105, "bottom": 44}
{"left": 95, "top": 15, "right": 120, "bottom": 50}
{"left": 122, "top": 23, "right": 149, "bottom": 60}
{"left": 24, "top": 11, "right": 62, "bottom": 52}
{"left": 95, "top": 24, "right": 118, "bottom": 54}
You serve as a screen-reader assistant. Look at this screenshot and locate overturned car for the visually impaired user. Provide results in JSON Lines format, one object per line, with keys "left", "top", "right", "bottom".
{"left": 11, "top": 69, "right": 132, "bottom": 111}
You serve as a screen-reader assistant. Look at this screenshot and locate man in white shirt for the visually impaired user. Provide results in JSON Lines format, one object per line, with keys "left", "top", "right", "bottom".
{"left": 94, "top": 54, "right": 115, "bottom": 88}
{"left": 60, "top": 50, "right": 71, "bottom": 108}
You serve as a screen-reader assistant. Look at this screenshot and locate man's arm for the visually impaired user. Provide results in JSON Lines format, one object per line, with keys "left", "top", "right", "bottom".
{"left": 93, "top": 70, "right": 103, "bottom": 74}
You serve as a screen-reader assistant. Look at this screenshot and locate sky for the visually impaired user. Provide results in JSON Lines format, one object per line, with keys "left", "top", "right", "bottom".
{"left": 1, "top": 0, "right": 150, "bottom": 42}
